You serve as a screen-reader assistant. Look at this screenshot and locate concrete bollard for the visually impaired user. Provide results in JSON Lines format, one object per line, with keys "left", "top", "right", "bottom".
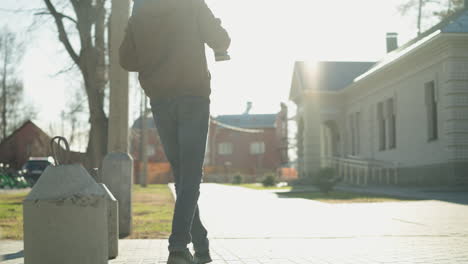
{"left": 101, "top": 152, "right": 133, "bottom": 238}
{"left": 23, "top": 164, "right": 108, "bottom": 264}
{"left": 99, "top": 183, "right": 119, "bottom": 259}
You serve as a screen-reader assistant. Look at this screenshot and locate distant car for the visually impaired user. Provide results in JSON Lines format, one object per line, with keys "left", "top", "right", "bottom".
{"left": 22, "top": 157, "right": 55, "bottom": 185}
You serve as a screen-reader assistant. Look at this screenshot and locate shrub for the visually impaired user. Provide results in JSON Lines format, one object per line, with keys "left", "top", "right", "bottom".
{"left": 314, "top": 168, "right": 342, "bottom": 194}
{"left": 290, "top": 173, "right": 315, "bottom": 186}
{"left": 232, "top": 174, "right": 243, "bottom": 185}
{"left": 262, "top": 174, "right": 276, "bottom": 187}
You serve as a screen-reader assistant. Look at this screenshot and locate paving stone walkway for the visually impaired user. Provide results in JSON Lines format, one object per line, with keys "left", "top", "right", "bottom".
{"left": 1, "top": 183, "right": 468, "bottom": 263}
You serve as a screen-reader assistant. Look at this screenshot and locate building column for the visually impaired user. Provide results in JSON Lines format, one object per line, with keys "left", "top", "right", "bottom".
{"left": 364, "top": 166, "right": 369, "bottom": 186}
{"left": 101, "top": 0, "right": 133, "bottom": 238}
{"left": 386, "top": 168, "right": 391, "bottom": 185}
{"left": 443, "top": 58, "right": 468, "bottom": 183}
{"left": 302, "top": 94, "right": 322, "bottom": 178}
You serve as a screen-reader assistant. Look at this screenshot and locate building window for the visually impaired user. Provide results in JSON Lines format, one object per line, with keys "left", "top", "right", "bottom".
{"left": 387, "top": 98, "right": 396, "bottom": 149}
{"left": 146, "top": 144, "right": 156, "bottom": 157}
{"left": 377, "top": 102, "right": 386, "bottom": 151}
{"left": 425, "top": 81, "right": 438, "bottom": 141}
{"left": 250, "top": 141, "right": 265, "bottom": 155}
{"left": 218, "top": 142, "right": 233, "bottom": 155}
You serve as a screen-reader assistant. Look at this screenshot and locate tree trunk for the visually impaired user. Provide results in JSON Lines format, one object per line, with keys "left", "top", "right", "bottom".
{"left": 80, "top": 46, "right": 108, "bottom": 169}
{"left": 418, "top": 0, "right": 423, "bottom": 35}
{"left": 64, "top": 0, "right": 109, "bottom": 169}
{"left": 1, "top": 36, "right": 8, "bottom": 140}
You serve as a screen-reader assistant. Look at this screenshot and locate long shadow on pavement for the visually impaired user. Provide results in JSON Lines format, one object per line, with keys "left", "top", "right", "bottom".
{"left": 1, "top": 250, "right": 24, "bottom": 261}
{"left": 279, "top": 184, "right": 468, "bottom": 206}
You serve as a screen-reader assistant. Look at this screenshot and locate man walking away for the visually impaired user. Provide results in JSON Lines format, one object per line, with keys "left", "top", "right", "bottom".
{"left": 119, "top": 0, "right": 231, "bottom": 263}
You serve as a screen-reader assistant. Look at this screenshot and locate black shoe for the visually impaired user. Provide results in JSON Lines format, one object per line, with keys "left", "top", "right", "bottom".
{"left": 193, "top": 251, "right": 212, "bottom": 264}
{"left": 167, "top": 250, "right": 194, "bottom": 264}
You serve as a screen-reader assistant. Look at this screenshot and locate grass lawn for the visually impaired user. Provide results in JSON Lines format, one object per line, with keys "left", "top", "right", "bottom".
{"left": 129, "top": 184, "right": 174, "bottom": 239}
{"left": 277, "top": 190, "right": 419, "bottom": 204}
{"left": 0, "top": 184, "right": 174, "bottom": 240}
{"left": 0, "top": 191, "right": 28, "bottom": 240}
{"left": 226, "top": 183, "right": 292, "bottom": 190}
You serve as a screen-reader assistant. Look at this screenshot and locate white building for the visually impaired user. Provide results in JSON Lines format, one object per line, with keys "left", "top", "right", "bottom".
{"left": 290, "top": 8, "right": 468, "bottom": 186}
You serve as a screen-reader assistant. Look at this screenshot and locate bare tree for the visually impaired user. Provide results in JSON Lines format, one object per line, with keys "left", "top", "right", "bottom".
{"left": 41, "top": 0, "right": 109, "bottom": 168}
{"left": 434, "top": 0, "right": 465, "bottom": 18}
{"left": 0, "top": 27, "right": 36, "bottom": 141}
{"left": 64, "top": 87, "right": 88, "bottom": 148}
{"left": 399, "top": 0, "right": 465, "bottom": 35}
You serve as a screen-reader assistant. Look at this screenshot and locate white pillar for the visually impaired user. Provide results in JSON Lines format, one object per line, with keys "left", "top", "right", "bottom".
{"left": 303, "top": 93, "right": 322, "bottom": 178}
{"left": 364, "top": 166, "right": 369, "bottom": 186}
{"left": 102, "top": 0, "right": 133, "bottom": 238}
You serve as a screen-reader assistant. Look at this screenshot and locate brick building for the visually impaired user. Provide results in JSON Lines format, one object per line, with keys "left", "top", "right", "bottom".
{"left": 0, "top": 120, "right": 86, "bottom": 170}
{"left": 205, "top": 103, "right": 289, "bottom": 181}
{"left": 130, "top": 115, "right": 172, "bottom": 184}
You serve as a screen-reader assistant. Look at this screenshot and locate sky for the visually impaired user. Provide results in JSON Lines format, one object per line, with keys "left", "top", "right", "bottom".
{"left": 0, "top": 0, "right": 420, "bottom": 150}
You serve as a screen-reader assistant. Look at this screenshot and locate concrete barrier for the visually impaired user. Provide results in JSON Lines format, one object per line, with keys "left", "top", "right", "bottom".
{"left": 99, "top": 183, "right": 119, "bottom": 259}
{"left": 23, "top": 164, "right": 108, "bottom": 264}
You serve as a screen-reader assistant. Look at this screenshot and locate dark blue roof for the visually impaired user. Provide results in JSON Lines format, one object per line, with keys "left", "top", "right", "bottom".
{"left": 442, "top": 10, "right": 468, "bottom": 32}
{"left": 132, "top": 114, "right": 278, "bottom": 130}
{"left": 132, "top": 115, "right": 156, "bottom": 129}
{"left": 380, "top": 9, "right": 468, "bottom": 58}
{"left": 215, "top": 114, "right": 277, "bottom": 129}
{"left": 295, "top": 61, "right": 375, "bottom": 92}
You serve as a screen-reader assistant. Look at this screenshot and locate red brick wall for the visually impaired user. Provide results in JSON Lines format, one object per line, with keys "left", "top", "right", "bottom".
{"left": 275, "top": 104, "right": 289, "bottom": 166}
{"left": 130, "top": 128, "right": 168, "bottom": 163}
{"left": 207, "top": 124, "right": 283, "bottom": 175}
{"left": 130, "top": 127, "right": 171, "bottom": 183}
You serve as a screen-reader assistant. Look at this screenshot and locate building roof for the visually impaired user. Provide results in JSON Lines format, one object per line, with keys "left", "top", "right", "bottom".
{"left": 440, "top": 8, "right": 468, "bottom": 33}
{"left": 289, "top": 61, "right": 375, "bottom": 101}
{"left": 391, "top": 8, "right": 468, "bottom": 54}
{"left": 132, "top": 115, "right": 156, "bottom": 130}
{"left": 132, "top": 113, "right": 278, "bottom": 130}
{"left": 211, "top": 119, "right": 264, "bottom": 133}
{"left": 356, "top": 8, "right": 468, "bottom": 83}
{"left": 290, "top": 7, "right": 468, "bottom": 102}
{"left": 0, "top": 120, "right": 48, "bottom": 147}
{"left": 214, "top": 114, "right": 277, "bottom": 129}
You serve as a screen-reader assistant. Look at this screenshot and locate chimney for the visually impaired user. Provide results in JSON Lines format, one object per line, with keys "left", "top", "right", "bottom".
{"left": 243, "top": 102, "right": 253, "bottom": 115}
{"left": 386, "top": 32, "right": 399, "bottom": 53}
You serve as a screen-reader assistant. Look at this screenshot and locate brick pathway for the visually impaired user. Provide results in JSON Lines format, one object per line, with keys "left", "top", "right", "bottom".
{"left": 3, "top": 237, "right": 468, "bottom": 264}
{"left": 1, "top": 183, "right": 468, "bottom": 263}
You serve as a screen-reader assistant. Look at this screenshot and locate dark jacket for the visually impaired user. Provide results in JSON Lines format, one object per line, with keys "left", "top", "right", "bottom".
{"left": 119, "top": 0, "right": 231, "bottom": 99}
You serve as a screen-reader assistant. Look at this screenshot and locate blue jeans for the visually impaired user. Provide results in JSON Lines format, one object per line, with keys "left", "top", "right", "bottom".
{"left": 150, "top": 96, "right": 210, "bottom": 252}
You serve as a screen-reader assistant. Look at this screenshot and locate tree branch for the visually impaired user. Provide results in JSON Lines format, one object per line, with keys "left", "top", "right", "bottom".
{"left": 50, "top": 62, "right": 77, "bottom": 77}
{"left": 42, "top": 0, "right": 80, "bottom": 65}
{"left": 35, "top": 11, "right": 78, "bottom": 25}
{"left": 0, "top": 8, "right": 44, "bottom": 14}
